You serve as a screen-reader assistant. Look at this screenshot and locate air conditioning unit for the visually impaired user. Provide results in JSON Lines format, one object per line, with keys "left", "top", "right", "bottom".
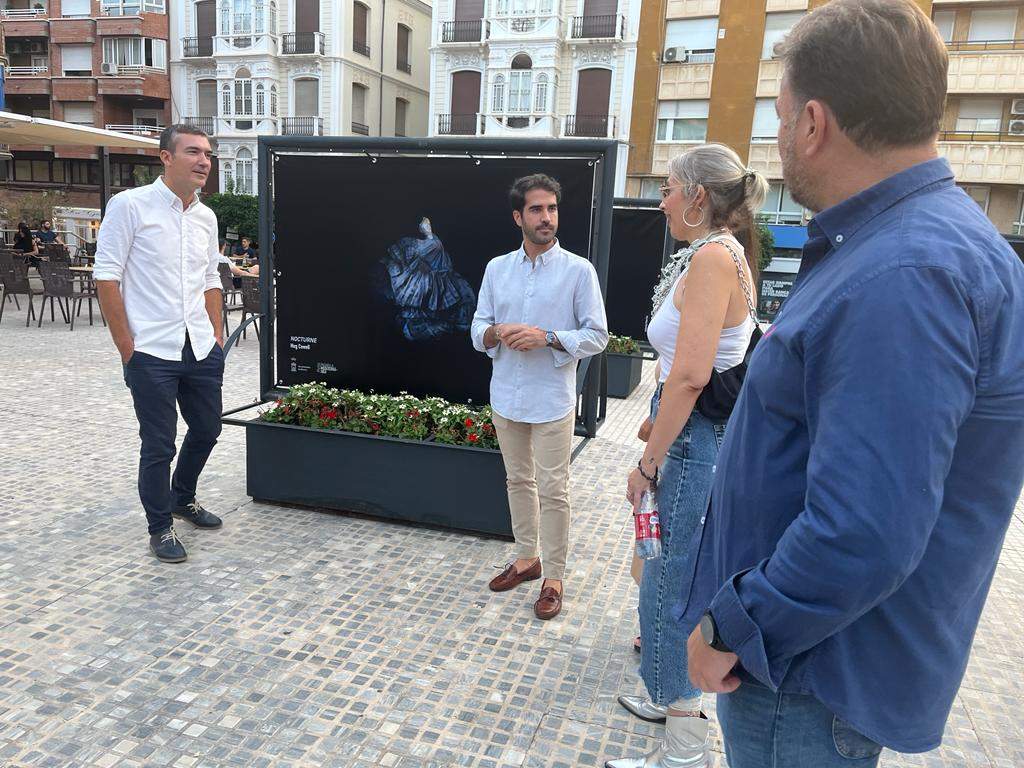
{"left": 1009, "top": 119, "right": 1024, "bottom": 135}
{"left": 100, "top": 62, "right": 118, "bottom": 75}
{"left": 1012, "top": 99, "right": 1024, "bottom": 115}
{"left": 29, "top": 42, "right": 44, "bottom": 53}
{"left": 663, "top": 46, "right": 688, "bottom": 63}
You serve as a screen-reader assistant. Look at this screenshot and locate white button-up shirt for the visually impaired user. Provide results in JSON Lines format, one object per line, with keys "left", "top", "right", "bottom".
{"left": 471, "top": 241, "right": 608, "bottom": 424}
{"left": 94, "top": 176, "right": 222, "bottom": 362}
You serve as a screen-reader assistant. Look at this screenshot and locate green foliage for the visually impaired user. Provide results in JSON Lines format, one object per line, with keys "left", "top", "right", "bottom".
{"left": 204, "top": 192, "right": 258, "bottom": 240}
{"left": 0, "top": 189, "right": 68, "bottom": 227}
{"left": 757, "top": 222, "right": 775, "bottom": 273}
{"left": 607, "top": 334, "right": 641, "bottom": 355}
{"left": 259, "top": 383, "right": 499, "bottom": 449}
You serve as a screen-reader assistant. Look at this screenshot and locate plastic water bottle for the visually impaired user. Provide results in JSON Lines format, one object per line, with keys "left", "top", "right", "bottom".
{"left": 634, "top": 489, "right": 662, "bottom": 560}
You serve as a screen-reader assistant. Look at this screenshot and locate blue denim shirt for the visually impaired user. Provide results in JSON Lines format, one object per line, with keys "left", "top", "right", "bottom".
{"left": 681, "top": 158, "right": 1024, "bottom": 752}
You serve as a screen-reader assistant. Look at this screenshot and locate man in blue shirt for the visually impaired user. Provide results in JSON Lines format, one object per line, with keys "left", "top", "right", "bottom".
{"left": 683, "top": 2, "right": 1024, "bottom": 766}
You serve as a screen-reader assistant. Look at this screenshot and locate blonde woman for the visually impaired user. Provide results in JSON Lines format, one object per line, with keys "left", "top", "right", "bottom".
{"left": 609, "top": 144, "right": 767, "bottom": 768}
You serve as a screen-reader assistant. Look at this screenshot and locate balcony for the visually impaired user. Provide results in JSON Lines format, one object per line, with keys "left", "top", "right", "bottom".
{"left": 183, "top": 36, "right": 214, "bottom": 57}
{"left": 747, "top": 142, "right": 784, "bottom": 180}
{"left": 282, "top": 31, "right": 324, "bottom": 55}
{"left": 99, "top": 0, "right": 166, "bottom": 14}
{"left": 939, "top": 135, "right": 1024, "bottom": 184}
{"left": 756, "top": 59, "right": 784, "bottom": 98}
{"left": 352, "top": 40, "right": 371, "bottom": 56}
{"left": 0, "top": 2, "right": 48, "bottom": 19}
{"left": 437, "top": 113, "right": 482, "bottom": 136}
{"left": 351, "top": 121, "right": 370, "bottom": 135}
{"left": 562, "top": 113, "right": 616, "bottom": 138}
{"left": 105, "top": 123, "right": 164, "bottom": 136}
{"left": 181, "top": 116, "right": 216, "bottom": 134}
{"left": 7, "top": 65, "right": 49, "bottom": 77}
{"left": 484, "top": 113, "right": 558, "bottom": 137}
{"left": 947, "top": 47, "right": 1024, "bottom": 93}
{"left": 659, "top": 58, "right": 713, "bottom": 100}
{"left": 97, "top": 65, "right": 170, "bottom": 98}
{"left": 440, "top": 20, "right": 487, "bottom": 44}
{"left": 397, "top": 59, "right": 412, "bottom": 74}
{"left": 281, "top": 116, "right": 323, "bottom": 135}
{"left": 488, "top": 13, "right": 561, "bottom": 40}
{"left": 568, "top": 14, "right": 623, "bottom": 41}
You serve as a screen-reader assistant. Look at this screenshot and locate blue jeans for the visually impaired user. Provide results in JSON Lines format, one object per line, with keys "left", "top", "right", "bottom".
{"left": 639, "top": 386, "right": 726, "bottom": 705}
{"left": 719, "top": 675, "right": 883, "bottom": 768}
{"left": 124, "top": 339, "right": 224, "bottom": 535}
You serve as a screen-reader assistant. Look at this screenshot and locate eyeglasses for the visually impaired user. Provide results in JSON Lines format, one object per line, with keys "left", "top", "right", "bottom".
{"left": 659, "top": 184, "right": 682, "bottom": 199}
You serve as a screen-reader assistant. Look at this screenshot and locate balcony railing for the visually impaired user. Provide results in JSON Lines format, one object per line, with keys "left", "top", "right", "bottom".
{"left": 441, "top": 19, "right": 486, "bottom": 43}
{"left": 397, "top": 59, "right": 412, "bottom": 74}
{"left": 947, "top": 38, "right": 1024, "bottom": 52}
{"left": 282, "top": 31, "right": 324, "bottom": 55}
{"left": 101, "top": 64, "right": 165, "bottom": 76}
{"left": 181, "top": 116, "right": 216, "bottom": 134}
{"left": 563, "top": 113, "right": 615, "bottom": 138}
{"left": 0, "top": 7, "right": 47, "bottom": 18}
{"left": 351, "top": 121, "right": 370, "bottom": 135}
{"left": 939, "top": 130, "right": 1024, "bottom": 142}
{"left": 352, "top": 40, "right": 371, "bottom": 56}
{"left": 569, "top": 14, "right": 622, "bottom": 40}
{"left": 105, "top": 124, "right": 165, "bottom": 135}
{"left": 758, "top": 211, "right": 803, "bottom": 226}
{"left": 7, "top": 65, "right": 49, "bottom": 77}
{"left": 1013, "top": 222, "right": 1024, "bottom": 236}
{"left": 437, "top": 113, "right": 481, "bottom": 135}
{"left": 183, "top": 36, "right": 214, "bottom": 57}
{"left": 281, "top": 116, "right": 323, "bottom": 135}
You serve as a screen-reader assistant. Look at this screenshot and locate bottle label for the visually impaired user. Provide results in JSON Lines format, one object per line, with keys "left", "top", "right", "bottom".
{"left": 634, "top": 511, "right": 661, "bottom": 541}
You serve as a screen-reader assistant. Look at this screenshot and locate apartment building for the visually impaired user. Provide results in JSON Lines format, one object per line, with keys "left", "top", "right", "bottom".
{"left": 627, "top": 0, "right": 1024, "bottom": 237}
{"left": 428, "top": 0, "right": 640, "bottom": 193}
{"left": 0, "top": 0, "right": 169, "bottom": 206}
{"left": 170, "top": 0, "right": 433, "bottom": 195}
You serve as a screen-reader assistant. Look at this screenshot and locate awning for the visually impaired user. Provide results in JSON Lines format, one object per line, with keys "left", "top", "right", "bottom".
{"left": 0, "top": 111, "right": 159, "bottom": 149}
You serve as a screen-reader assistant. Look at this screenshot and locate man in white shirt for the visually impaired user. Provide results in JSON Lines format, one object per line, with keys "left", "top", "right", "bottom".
{"left": 95, "top": 125, "right": 226, "bottom": 564}
{"left": 472, "top": 174, "right": 608, "bottom": 620}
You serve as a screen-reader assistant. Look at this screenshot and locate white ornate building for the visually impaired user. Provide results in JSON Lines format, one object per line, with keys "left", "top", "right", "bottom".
{"left": 169, "top": 0, "right": 433, "bottom": 194}
{"left": 428, "top": 0, "right": 639, "bottom": 193}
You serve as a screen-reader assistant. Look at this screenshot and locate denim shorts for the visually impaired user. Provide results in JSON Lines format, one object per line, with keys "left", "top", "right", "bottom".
{"left": 639, "top": 385, "right": 726, "bottom": 705}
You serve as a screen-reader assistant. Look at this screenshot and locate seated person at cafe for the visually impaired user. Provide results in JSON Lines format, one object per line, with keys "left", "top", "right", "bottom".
{"left": 34, "top": 220, "right": 62, "bottom": 245}
{"left": 233, "top": 236, "right": 256, "bottom": 261}
{"left": 13, "top": 222, "right": 39, "bottom": 261}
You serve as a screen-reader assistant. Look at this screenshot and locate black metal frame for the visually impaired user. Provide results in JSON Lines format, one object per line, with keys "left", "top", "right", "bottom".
{"left": 254, "top": 135, "right": 617, "bottom": 438}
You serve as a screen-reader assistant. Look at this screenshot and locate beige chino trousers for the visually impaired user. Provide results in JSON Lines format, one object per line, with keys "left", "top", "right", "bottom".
{"left": 492, "top": 410, "right": 575, "bottom": 581}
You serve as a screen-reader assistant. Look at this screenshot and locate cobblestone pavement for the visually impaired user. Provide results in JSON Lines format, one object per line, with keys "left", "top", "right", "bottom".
{"left": 1, "top": 306, "right": 1022, "bottom": 768}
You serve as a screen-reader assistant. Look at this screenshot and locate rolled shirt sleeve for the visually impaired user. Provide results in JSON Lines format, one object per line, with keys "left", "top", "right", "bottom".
{"left": 710, "top": 266, "right": 979, "bottom": 689}
{"left": 552, "top": 262, "right": 608, "bottom": 368}
{"left": 471, "top": 263, "right": 499, "bottom": 359}
{"left": 205, "top": 220, "right": 222, "bottom": 292}
{"left": 93, "top": 192, "right": 133, "bottom": 283}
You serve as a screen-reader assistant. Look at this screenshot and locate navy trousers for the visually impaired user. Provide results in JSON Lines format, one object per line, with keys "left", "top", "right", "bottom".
{"left": 124, "top": 339, "right": 224, "bottom": 534}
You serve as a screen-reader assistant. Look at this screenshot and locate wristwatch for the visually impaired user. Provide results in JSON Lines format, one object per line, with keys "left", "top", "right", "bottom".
{"left": 700, "top": 611, "right": 731, "bottom": 653}
{"left": 545, "top": 331, "right": 557, "bottom": 347}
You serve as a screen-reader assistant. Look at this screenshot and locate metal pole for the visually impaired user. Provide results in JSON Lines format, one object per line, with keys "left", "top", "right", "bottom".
{"left": 98, "top": 146, "right": 111, "bottom": 219}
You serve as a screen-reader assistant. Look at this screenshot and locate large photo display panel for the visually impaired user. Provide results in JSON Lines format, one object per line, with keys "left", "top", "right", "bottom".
{"left": 273, "top": 152, "right": 602, "bottom": 404}
{"left": 606, "top": 203, "right": 671, "bottom": 341}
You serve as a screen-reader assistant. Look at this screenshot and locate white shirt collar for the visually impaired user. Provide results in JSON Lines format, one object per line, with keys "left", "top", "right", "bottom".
{"left": 155, "top": 175, "right": 200, "bottom": 211}
{"left": 518, "top": 238, "right": 560, "bottom": 266}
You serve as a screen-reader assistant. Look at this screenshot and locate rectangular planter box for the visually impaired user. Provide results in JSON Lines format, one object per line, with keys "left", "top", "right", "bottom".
{"left": 241, "top": 418, "right": 513, "bottom": 538}
{"left": 607, "top": 353, "right": 643, "bottom": 399}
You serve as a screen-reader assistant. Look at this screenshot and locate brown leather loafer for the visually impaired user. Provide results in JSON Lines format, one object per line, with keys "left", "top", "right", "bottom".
{"left": 534, "top": 585, "right": 563, "bottom": 620}
{"left": 488, "top": 560, "right": 542, "bottom": 592}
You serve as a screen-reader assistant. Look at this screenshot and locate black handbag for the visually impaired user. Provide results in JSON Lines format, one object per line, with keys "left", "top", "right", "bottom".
{"left": 695, "top": 239, "right": 762, "bottom": 422}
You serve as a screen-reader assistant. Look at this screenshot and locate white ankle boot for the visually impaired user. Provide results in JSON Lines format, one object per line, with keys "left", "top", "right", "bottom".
{"left": 604, "top": 712, "right": 712, "bottom": 768}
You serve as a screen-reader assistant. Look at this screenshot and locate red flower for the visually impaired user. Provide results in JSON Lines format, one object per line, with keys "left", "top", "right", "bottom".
{"left": 408, "top": 409, "right": 420, "bottom": 418}
{"left": 464, "top": 418, "right": 474, "bottom": 427}
{"left": 370, "top": 422, "right": 380, "bottom": 431}
{"left": 467, "top": 433, "right": 479, "bottom": 443}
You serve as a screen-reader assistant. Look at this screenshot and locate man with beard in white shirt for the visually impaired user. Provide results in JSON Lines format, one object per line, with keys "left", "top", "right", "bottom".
{"left": 95, "top": 124, "right": 226, "bottom": 564}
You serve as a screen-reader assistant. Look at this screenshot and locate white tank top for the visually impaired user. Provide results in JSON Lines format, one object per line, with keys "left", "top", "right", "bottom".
{"left": 647, "top": 236, "right": 756, "bottom": 383}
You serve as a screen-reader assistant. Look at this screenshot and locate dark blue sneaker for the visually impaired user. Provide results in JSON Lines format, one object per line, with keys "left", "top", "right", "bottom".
{"left": 150, "top": 527, "right": 187, "bottom": 563}
{"left": 172, "top": 500, "right": 223, "bottom": 529}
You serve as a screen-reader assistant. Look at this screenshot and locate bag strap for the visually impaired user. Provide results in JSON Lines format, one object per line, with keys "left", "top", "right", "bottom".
{"left": 707, "top": 236, "right": 759, "bottom": 326}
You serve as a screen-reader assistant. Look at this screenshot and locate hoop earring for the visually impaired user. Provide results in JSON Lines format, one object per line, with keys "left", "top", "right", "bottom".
{"left": 682, "top": 205, "right": 705, "bottom": 228}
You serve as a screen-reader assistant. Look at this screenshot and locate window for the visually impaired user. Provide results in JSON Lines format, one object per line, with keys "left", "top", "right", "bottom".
{"left": 233, "top": 0, "right": 253, "bottom": 34}
{"left": 1014, "top": 191, "right": 1024, "bottom": 234}
{"left": 640, "top": 177, "right": 665, "bottom": 199}
{"left": 223, "top": 162, "right": 234, "bottom": 192}
{"left": 762, "top": 11, "right": 804, "bottom": 59}
{"left": 63, "top": 103, "right": 94, "bottom": 126}
{"left": 270, "top": 84, "right": 278, "bottom": 117}
{"left": 101, "top": 38, "right": 167, "bottom": 70}
{"left": 509, "top": 53, "right": 532, "bottom": 113}
{"left": 534, "top": 73, "right": 548, "bottom": 113}
{"left": 968, "top": 9, "right": 1017, "bottom": 42}
{"left": 234, "top": 74, "right": 253, "bottom": 115}
{"left": 269, "top": 0, "right": 277, "bottom": 34}
{"left": 61, "top": 45, "right": 93, "bottom": 76}
{"left": 256, "top": 83, "right": 266, "bottom": 116}
{"left": 760, "top": 182, "right": 803, "bottom": 224}
{"left": 62, "top": 0, "right": 91, "bottom": 17}
{"left": 235, "top": 148, "right": 253, "bottom": 194}
{"left": 961, "top": 184, "right": 990, "bottom": 213}
{"left": 395, "top": 98, "right": 408, "bottom": 136}
{"left": 222, "top": 84, "right": 232, "bottom": 115}
{"left": 492, "top": 74, "right": 505, "bottom": 112}
{"left": 956, "top": 98, "right": 1003, "bottom": 133}
{"left": 352, "top": 83, "right": 368, "bottom": 125}
{"left": 197, "top": 80, "right": 217, "bottom": 117}
{"left": 397, "top": 24, "right": 411, "bottom": 72}
{"left": 751, "top": 98, "right": 779, "bottom": 142}
{"left": 133, "top": 108, "right": 161, "bottom": 126}
{"left": 656, "top": 100, "right": 708, "bottom": 142}
{"left": 102, "top": 0, "right": 167, "bottom": 13}
{"left": 664, "top": 17, "right": 718, "bottom": 62}
{"left": 933, "top": 10, "right": 955, "bottom": 43}
{"left": 353, "top": 2, "right": 370, "bottom": 55}
{"left": 294, "top": 78, "right": 319, "bottom": 116}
